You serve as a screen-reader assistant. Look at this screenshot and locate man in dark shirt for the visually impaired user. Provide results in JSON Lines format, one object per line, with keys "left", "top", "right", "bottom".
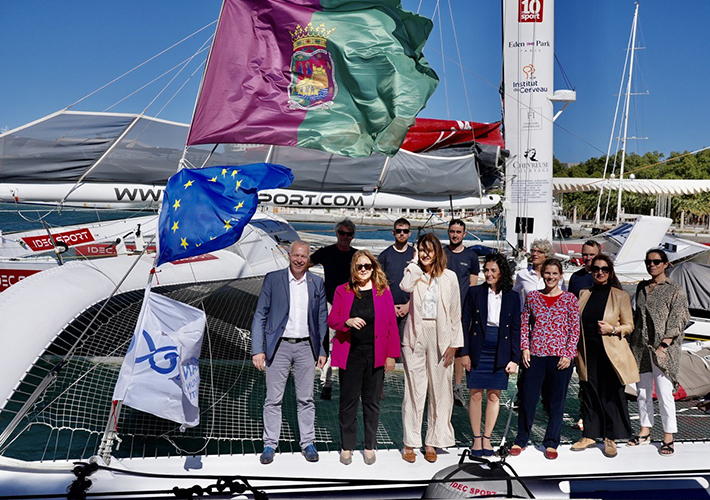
{"left": 568, "top": 240, "right": 601, "bottom": 298}
{"left": 309, "top": 218, "right": 358, "bottom": 400}
{"left": 377, "top": 218, "right": 414, "bottom": 339}
{"left": 444, "top": 219, "right": 479, "bottom": 407}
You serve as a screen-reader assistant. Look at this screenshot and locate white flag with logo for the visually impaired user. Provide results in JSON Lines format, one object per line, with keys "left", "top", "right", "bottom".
{"left": 113, "top": 288, "right": 206, "bottom": 429}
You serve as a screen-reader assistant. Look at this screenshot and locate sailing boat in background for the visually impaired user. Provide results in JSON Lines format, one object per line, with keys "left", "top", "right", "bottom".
{"left": 1, "top": 1, "right": 709, "bottom": 498}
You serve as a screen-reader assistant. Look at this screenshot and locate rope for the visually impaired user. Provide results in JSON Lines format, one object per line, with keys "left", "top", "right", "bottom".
{"left": 67, "top": 22, "right": 217, "bottom": 110}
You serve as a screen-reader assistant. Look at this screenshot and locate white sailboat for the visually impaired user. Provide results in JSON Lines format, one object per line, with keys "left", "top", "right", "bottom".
{"left": 0, "top": 2, "right": 709, "bottom": 499}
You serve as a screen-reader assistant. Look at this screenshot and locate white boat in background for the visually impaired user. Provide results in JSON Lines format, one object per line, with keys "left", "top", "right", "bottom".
{"left": 1, "top": 1, "right": 709, "bottom": 499}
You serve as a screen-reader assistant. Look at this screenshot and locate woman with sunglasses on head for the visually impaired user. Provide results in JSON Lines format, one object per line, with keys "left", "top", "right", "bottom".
{"left": 399, "top": 233, "right": 463, "bottom": 463}
{"left": 328, "top": 250, "right": 401, "bottom": 465}
{"left": 628, "top": 249, "right": 689, "bottom": 457}
{"left": 511, "top": 258, "right": 580, "bottom": 460}
{"left": 571, "top": 254, "right": 639, "bottom": 458}
{"left": 460, "top": 253, "right": 520, "bottom": 457}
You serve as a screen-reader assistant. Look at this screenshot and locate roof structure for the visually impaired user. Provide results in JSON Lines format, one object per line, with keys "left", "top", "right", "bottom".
{"left": 553, "top": 177, "right": 710, "bottom": 196}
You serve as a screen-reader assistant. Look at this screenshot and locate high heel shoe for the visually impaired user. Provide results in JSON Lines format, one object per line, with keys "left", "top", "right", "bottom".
{"left": 470, "top": 435, "right": 484, "bottom": 457}
{"left": 481, "top": 435, "right": 495, "bottom": 457}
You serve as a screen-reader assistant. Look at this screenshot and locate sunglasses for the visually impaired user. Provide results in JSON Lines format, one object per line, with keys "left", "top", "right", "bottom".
{"left": 337, "top": 230, "right": 354, "bottom": 237}
{"left": 645, "top": 259, "right": 663, "bottom": 266}
{"left": 356, "top": 263, "right": 373, "bottom": 271}
{"left": 394, "top": 228, "right": 410, "bottom": 234}
{"left": 591, "top": 265, "right": 610, "bottom": 274}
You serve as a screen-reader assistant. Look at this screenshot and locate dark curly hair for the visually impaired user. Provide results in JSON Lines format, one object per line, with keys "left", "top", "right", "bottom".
{"left": 483, "top": 253, "right": 514, "bottom": 293}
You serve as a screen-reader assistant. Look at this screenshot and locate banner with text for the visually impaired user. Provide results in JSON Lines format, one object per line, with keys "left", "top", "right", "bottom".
{"left": 503, "top": 0, "right": 555, "bottom": 250}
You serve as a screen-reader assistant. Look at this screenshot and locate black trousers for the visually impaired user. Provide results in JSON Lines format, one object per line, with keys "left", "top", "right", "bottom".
{"left": 515, "top": 356, "right": 573, "bottom": 449}
{"left": 339, "top": 343, "right": 384, "bottom": 450}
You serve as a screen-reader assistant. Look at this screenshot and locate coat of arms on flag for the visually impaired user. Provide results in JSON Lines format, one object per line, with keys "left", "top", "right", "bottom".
{"left": 288, "top": 23, "right": 337, "bottom": 110}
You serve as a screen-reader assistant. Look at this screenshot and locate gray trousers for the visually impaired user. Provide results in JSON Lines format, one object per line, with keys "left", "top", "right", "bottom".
{"left": 263, "top": 339, "right": 316, "bottom": 449}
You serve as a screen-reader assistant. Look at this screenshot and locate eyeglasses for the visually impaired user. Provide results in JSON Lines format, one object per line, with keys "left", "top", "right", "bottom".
{"left": 394, "top": 228, "right": 410, "bottom": 234}
{"left": 645, "top": 259, "right": 663, "bottom": 266}
{"left": 337, "top": 230, "right": 354, "bottom": 237}
{"left": 591, "top": 265, "right": 610, "bottom": 274}
{"left": 356, "top": 263, "right": 372, "bottom": 271}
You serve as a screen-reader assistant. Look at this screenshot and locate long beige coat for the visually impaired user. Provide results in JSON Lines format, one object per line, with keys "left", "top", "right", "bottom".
{"left": 576, "top": 287, "right": 640, "bottom": 385}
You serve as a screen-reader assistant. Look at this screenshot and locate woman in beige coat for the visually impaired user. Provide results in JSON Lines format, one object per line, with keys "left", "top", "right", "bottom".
{"left": 571, "top": 254, "right": 639, "bottom": 458}
{"left": 399, "top": 233, "right": 463, "bottom": 464}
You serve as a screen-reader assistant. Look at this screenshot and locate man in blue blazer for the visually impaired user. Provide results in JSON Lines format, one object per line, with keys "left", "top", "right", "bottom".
{"left": 251, "top": 240, "right": 328, "bottom": 464}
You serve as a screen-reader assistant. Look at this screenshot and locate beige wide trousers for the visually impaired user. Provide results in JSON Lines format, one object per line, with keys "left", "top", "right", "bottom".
{"left": 401, "top": 319, "right": 455, "bottom": 448}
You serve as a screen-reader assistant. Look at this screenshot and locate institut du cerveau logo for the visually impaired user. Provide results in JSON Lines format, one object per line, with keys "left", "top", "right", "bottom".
{"left": 288, "top": 22, "right": 338, "bottom": 110}
{"left": 519, "top": 0, "right": 543, "bottom": 23}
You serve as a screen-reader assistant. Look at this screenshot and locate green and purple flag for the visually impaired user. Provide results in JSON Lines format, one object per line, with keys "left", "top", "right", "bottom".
{"left": 187, "top": 0, "right": 439, "bottom": 158}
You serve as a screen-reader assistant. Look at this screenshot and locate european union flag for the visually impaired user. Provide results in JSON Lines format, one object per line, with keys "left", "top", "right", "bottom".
{"left": 156, "top": 163, "right": 293, "bottom": 267}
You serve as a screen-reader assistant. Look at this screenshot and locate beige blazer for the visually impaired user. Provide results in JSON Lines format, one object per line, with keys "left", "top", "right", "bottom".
{"left": 400, "top": 263, "right": 463, "bottom": 356}
{"left": 576, "top": 287, "right": 640, "bottom": 385}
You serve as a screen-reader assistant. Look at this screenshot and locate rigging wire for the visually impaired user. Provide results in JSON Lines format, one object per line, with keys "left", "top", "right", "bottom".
{"left": 446, "top": 0, "right": 473, "bottom": 120}
{"left": 433, "top": 0, "right": 450, "bottom": 119}
{"left": 67, "top": 21, "right": 217, "bottom": 111}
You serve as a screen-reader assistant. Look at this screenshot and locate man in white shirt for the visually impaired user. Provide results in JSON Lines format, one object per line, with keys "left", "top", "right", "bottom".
{"left": 251, "top": 241, "right": 328, "bottom": 464}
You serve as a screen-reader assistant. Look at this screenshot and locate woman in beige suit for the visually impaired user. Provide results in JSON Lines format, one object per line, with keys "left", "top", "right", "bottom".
{"left": 571, "top": 254, "right": 639, "bottom": 458}
{"left": 399, "top": 233, "right": 463, "bottom": 464}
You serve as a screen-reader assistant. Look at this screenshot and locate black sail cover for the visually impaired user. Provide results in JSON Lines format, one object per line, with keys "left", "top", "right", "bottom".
{"left": 0, "top": 111, "right": 502, "bottom": 196}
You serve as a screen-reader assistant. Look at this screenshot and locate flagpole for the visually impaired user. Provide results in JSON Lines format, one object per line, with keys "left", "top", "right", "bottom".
{"left": 98, "top": 242, "right": 161, "bottom": 464}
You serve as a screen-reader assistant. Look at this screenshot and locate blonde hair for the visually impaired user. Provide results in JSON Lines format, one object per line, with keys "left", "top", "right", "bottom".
{"left": 348, "top": 250, "right": 388, "bottom": 297}
{"left": 531, "top": 238, "right": 555, "bottom": 259}
{"left": 417, "top": 233, "right": 447, "bottom": 278}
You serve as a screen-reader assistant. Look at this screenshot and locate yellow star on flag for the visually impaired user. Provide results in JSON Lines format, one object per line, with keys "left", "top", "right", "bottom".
{"left": 231, "top": 170, "right": 239, "bottom": 178}
{"left": 183, "top": 180, "right": 194, "bottom": 189}
{"left": 196, "top": 242, "right": 201, "bottom": 247}
{"left": 180, "top": 238, "right": 188, "bottom": 249}
{"left": 221, "top": 168, "right": 228, "bottom": 177}
{"left": 173, "top": 199, "right": 181, "bottom": 210}
{"left": 171, "top": 221, "right": 179, "bottom": 233}
{"left": 234, "top": 201, "right": 244, "bottom": 211}
{"left": 210, "top": 236, "right": 215, "bottom": 241}
{"left": 236, "top": 179, "right": 243, "bottom": 190}
{"left": 208, "top": 176, "right": 218, "bottom": 182}
{"left": 224, "top": 220, "right": 232, "bottom": 231}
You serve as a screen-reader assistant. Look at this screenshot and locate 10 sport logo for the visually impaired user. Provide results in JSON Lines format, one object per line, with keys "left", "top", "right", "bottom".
{"left": 519, "top": 0, "right": 543, "bottom": 23}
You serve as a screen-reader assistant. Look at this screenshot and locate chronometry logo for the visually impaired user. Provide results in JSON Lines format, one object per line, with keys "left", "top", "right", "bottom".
{"left": 519, "top": 0, "right": 543, "bottom": 23}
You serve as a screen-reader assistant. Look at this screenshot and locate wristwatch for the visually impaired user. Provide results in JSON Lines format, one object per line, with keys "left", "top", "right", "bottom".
{"left": 611, "top": 326, "right": 617, "bottom": 336}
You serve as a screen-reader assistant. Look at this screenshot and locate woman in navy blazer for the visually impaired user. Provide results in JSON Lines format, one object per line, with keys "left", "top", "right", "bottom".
{"left": 461, "top": 253, "right": 521, "bottom": 457}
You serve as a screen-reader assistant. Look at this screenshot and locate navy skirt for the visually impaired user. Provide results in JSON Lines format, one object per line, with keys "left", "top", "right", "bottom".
{"left": 466, "top": 325, "right": 509, "bottom": 390}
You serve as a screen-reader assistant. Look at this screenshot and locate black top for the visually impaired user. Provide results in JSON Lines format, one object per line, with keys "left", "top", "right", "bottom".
{"left": 378, "top": 245, "right": 415, "bottom": 305}
{"left": 444, "top": 246, "right": 480, "bottom": 305}
{"left": 569, "top": 268, "right": 595, "bottom": 298}
{"left": 311, "top": 244, "right": 358, "bottom": 304}
{"left": 349, "top": 289, "right": 375, "bottom": 347}
{"left": 581, "top": 283, "right": 611, "bottom": 347}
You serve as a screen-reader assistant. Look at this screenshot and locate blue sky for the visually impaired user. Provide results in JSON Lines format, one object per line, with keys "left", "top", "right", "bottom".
{"left": 1, "top": 1, "right": 708, "bottom": 164}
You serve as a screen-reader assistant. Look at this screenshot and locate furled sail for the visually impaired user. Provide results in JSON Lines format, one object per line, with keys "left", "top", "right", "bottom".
{"left": 0, "top": 110, "right": 503, "bottom": 206}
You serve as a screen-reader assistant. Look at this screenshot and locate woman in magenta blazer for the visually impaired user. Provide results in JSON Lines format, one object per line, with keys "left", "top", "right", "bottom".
{"left": 328, "top": 249, "right": 401, "bottom": 466}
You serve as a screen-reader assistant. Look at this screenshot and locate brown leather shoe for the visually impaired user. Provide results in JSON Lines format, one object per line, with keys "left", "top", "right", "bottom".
{"left": 402, "top": 448, "right": 416, "bottom": 463}
{"left": 424, "top": 448, "right": 438, "bottom": 463}
{"left": 571, "top": 437, "right": 596, "bottom": 451}
{"left": 603, "top": 438, "right": 618, "bottom": 458}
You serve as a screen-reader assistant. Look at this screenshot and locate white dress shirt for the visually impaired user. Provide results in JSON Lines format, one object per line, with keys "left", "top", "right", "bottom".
{"left": 282, "top": 269, "right": 309, "bottom": 339}
{"left": 421, "top": 274, "right": 439, "bottom": 320}
{"left": 487, "top": 287, "right": 502, "bottom": 327}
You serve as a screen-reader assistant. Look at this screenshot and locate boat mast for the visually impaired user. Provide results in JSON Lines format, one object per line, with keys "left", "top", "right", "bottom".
{"left": 616, "top": 2, "right": 640, "bottom": 225}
